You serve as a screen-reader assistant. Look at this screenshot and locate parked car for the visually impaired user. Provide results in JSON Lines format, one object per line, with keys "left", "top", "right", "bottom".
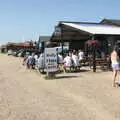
{"left": 7, "top": 50, "right": 13, "bottom": 55}
{"left": 12, "top": 50, "right": 22, "bottom": 57}
{"left": 24, "top": 49, "right": 37, "bottom": 57}
{"left": 12, "top": 51, "right": 17, "bottom": 56}
{"left": 14, "top": 49, "right": 36, "bottom": 57}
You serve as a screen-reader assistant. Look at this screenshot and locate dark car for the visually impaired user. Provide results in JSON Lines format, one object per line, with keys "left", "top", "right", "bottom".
{"left": 20, "top": 49, "right": 36, "bottom": 57}
{"left": 13, "top": 49, "right": 23, "bottom": 57}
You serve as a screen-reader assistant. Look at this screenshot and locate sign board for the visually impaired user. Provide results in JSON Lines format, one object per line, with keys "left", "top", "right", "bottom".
{"left": 44, "top": 48, "right": 58, "bottom": 73}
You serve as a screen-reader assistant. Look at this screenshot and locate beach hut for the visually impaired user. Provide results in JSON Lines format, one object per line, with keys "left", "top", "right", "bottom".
{"left": 50, "top": 19, "right": 120, "bottom": 56}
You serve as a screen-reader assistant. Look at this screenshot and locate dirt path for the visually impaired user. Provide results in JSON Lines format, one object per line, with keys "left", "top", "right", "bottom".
{"left": 0, "top": 54, "right": 120, "bottom": 120}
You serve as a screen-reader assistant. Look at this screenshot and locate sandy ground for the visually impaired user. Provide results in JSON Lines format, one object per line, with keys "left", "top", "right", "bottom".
{"left": 0, "top": 54, "right": 120, "bottom": 120}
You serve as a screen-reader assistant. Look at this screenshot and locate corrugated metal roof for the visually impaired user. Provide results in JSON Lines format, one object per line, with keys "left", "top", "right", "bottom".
{"left": 62, "top": 22, "right": 120, "bottom": 35}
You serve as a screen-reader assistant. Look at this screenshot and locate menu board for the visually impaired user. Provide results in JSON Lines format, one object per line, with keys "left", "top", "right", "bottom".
{"left": 45, "top": 48, "right": 58, "bottom": 72}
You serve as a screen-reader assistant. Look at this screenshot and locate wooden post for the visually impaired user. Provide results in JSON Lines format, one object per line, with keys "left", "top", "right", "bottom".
{"left": 61, "top": 42, "right": 64, "bottom": 55}
{"left": 93, "top": 46, "right": 96, "bottom": 72}
{"left": 61, "top": 26, "right": 64, "bottom": 56}
{"left": 92, "top": 36, "right": 96, "bottom": 72}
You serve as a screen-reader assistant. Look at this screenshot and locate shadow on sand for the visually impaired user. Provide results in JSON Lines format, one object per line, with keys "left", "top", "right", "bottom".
{"left": 55, "top": 69, "right": 90, "bottom": 79}
{"left": 56, "top": 69, "right": 90, "bottom": 74}
{"left": 55, "top": 75, "right": 79, "bottom": 79}
{"left": 76, "top": 69, "right": 90, "bottom": 73}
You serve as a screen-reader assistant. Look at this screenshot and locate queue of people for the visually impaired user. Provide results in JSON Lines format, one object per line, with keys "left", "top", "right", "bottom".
{"left": 22, "top": 49, "right": 85, "bottom": 73}
{"left": 58, "top": 50, "right": 84, "bottom": 72}
{"left": 22, "top": 52, "right": 45, "bottom": 73}
{"left": 21, "top": 46, "right": 120, "bottom": 88}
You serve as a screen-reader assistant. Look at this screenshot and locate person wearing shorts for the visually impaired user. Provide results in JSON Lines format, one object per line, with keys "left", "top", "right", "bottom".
{"left": 63, "top": 52, "right": 73, "bottom": 72}
{"left": 111, "top": 45, "right": 120, "bottom": 87}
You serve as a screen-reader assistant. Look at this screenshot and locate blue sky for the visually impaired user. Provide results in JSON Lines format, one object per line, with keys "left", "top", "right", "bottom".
{"left": 0, "top": 0, "right": 120, "bottom": 44}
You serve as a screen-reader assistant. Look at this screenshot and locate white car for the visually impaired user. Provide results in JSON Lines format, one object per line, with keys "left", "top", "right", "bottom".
{"left": 8, "top": 50, "right": 13, "bottom": 55}
{"left": 18, "top": 52, "right": 22, "bottom": 57}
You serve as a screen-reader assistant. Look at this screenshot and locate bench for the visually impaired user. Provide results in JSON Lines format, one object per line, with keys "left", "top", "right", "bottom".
{"left": 82, "top": 58, "right": 111, "bottom": 70}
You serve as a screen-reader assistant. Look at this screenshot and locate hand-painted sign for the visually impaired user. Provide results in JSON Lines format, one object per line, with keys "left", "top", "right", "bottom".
{"left": 45, "top": 48, "right": 58, "bottom": 72}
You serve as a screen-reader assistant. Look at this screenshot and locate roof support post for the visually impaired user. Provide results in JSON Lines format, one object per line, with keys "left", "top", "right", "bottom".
{"left": 92, "top": 35, "right": 95, "bottom": 40}
{"left": 92, "top": 35, "right": 96, "bottom": 72}
{"left": 55, "top": 25, "right": 63, "bottom": 55}
{"left": 61, "top": 26, "right": 64, "bottom": 55}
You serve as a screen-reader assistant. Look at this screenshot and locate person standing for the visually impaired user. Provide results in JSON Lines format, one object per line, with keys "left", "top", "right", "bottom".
{"left": 78, "top": 49, "right": 84, "bottom": 64}
{"left": 58, "top": 53, "right": 63, "bottom": 64}
{"left": 26, "top": 53, "right": 32, "bottom": 69}
{"left": 72, "top": 51, "right": 80, "bottom": 70}
{"left": 26, "top": 53, "right": 35, "bottom": 69}
{"left": 37, "top": 53, "right": 45, "bottom": 73}
{"left": 58, "top": 53, "right": 63, "bottom": 71}
{"left": 63, "top": 52, "right": 73, "bottom": 72}
{"left": 111, "top": 46, "right": 120, "bottom": 87}
{"left": 22, "top": 53, "right": 29, "bottom": 66}
{"left": 34, "top": 53, "right": 38, "bottom": 67}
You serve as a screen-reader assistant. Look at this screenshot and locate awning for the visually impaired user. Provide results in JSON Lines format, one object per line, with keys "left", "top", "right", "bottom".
{"left": 62, "top": 22, "right": 120, "bottom": 35}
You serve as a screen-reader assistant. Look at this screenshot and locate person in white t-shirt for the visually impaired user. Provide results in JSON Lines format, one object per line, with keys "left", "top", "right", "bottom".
{"left": 37, "top": 53, "right": 45, "bottom": 73}
{"left": 63, "top": 52, "right": 73, "bottom": 72}
{"left": 78, "top": 49, "right": 84, "bottom": 67}
{"left": 26, "top": 54, "right": 32, "bottom": 69}
{"left": 58, "top": 53, "right": 63, "bottom": 64}
{"left": 72, "top": 51, "right": 80, "bottom": 70}
{"left": 34, "top": 54, "right": 38, "bottom": 67}
{"left": 78, "top": 49, "right": 84, "bottom": 61}
{"left": 57, "top": 53, "right": 63, "bottom": 71}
